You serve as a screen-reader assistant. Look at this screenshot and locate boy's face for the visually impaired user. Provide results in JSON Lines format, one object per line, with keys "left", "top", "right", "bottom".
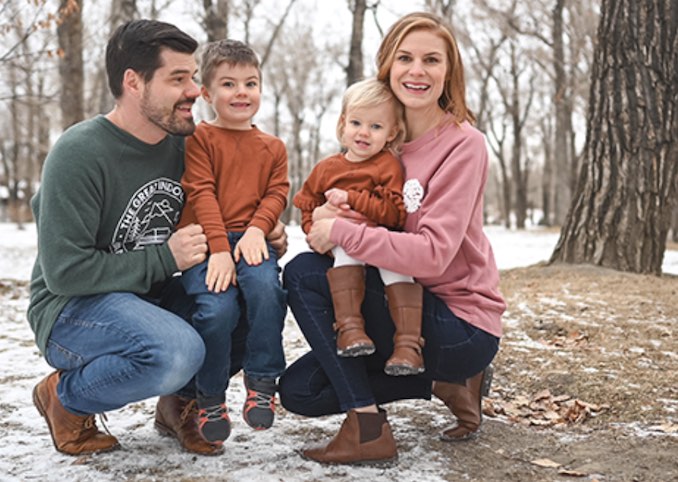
{"left": 341, "top": 103, "right": 398, "bottom": 162}
{"left": 202, "top": 62, "right": 261, "bottom": 130}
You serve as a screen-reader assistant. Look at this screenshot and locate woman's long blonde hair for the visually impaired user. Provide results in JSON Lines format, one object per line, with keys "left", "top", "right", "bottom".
{"left": 376, "top": 11, "right": 475, "bottom": 125}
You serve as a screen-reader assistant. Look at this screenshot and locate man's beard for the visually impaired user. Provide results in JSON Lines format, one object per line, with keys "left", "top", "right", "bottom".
{"left": 141, "top": 91, "right": 196, "bottom": 137}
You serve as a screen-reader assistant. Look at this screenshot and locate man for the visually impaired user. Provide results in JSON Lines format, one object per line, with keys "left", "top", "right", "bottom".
{"left": 29, "top": 19, "right": 286, "bottom": 456}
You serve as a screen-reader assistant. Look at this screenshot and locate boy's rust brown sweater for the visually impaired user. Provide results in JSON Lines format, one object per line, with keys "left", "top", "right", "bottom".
{"left": 179, "top": 122, "right": 289, "bottom": 254}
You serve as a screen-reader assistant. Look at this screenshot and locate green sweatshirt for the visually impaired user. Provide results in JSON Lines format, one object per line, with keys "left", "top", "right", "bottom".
{"left": 28, "top": 115, "right": 185, "bottom": 353}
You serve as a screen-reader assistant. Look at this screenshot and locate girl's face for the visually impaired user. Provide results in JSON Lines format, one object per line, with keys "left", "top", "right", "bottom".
{"left": 341, "top": 103, "right": 398, "bottom": 163}
{"left": 202, "top": 62, "right": 261, "bottom": 130}
{"left": 389, "top": 29, "right": 448, "bottom": 112}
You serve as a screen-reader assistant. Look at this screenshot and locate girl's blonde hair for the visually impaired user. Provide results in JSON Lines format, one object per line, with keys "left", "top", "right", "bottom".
{"left": 336, "top": 78, "right": 406, "bottom": 153}
{"left": 376, "top": 11, "right": 475, "bottom": 124}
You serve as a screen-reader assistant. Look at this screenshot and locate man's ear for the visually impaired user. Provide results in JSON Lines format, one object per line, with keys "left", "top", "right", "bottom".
{"left": 122, "top": 68, "right": 143, "bottom": 97}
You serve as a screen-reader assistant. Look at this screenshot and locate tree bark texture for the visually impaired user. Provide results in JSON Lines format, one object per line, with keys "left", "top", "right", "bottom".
{"left": 346, "top": 0, "right": 366, "bottom": 86}
{"left": 552, "top": 0, "right": 571, "bottom": 225}
{"left": 203, "top": 0, "right": 228, "bottom": 42}
{"left": 57, "top": 0, "right": 84, "bottom": 130}
{"left": 551, "top": 0, "right": 678, "bottom": 274}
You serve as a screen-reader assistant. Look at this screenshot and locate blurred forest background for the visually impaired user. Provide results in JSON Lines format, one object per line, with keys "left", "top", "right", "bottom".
{"left": 1, "top": 0, "right": 676, "bottom": 274}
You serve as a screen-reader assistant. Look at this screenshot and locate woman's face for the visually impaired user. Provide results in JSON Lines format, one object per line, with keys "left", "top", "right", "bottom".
{"left": 389, "top": 29, "right": 448, "bottom": 112}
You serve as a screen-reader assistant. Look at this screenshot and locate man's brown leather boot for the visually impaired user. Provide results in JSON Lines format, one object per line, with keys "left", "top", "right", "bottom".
{"left": 32, "top": 371, "right": 119, "bottom": 455}
{"left": 155, "top": 395, "right": 224, "bottom": 455}
{"left": 432, "top": 366, "right": 493, "bottom": 440}
{"left": 302, "top": 409, "right": 397, "bottom": 465}
{"left": 327, "top": 265, "right": 375, "bottom": 357}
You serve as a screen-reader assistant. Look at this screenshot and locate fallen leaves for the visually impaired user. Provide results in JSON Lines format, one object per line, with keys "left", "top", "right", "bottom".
{"left": 484, "top": 388, "right": 610, "bottom": 428}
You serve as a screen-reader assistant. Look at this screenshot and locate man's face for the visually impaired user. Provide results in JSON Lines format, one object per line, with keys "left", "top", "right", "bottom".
{"left": 140, "top": 49, "right": 200, "bottom": 137}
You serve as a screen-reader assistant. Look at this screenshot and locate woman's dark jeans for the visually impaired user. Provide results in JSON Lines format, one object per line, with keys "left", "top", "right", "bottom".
{"left": 279, "top": 252, "right": 499, "bottom": 417}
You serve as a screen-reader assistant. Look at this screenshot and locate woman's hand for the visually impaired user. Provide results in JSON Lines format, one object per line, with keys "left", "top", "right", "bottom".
{"left": 306, "top": 218, "right": 337, "bottom": 254}
{"left": 312, "top": 202, "right": 370, "bottom": 224}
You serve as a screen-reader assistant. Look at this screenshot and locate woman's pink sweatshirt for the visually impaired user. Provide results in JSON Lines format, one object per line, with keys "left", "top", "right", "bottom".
{"left": 331, "top": 119, "right": 506, "bottom": 337}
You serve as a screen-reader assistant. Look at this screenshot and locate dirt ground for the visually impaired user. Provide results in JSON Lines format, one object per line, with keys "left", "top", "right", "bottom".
{"left": 455, "top": 263, "right": 678, "bottom": 482}
{"left": 1, "top": 263, "right": 676, "bottom": 481}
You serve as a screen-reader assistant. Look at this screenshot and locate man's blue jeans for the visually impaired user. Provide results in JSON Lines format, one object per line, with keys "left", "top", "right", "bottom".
{"left": 180, "top": 232, "right": 286, "bottom": 399}
{"left": 44, "top": 277, "right": 219, "bottom": 415}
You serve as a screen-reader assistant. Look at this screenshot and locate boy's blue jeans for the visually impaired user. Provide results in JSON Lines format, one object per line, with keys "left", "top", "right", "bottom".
{"left": 180, "top": 232, "right": 287, "bottom": 399}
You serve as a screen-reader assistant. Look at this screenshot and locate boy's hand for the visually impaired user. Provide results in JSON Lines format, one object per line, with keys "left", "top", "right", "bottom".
{"left": 206, "top": 251, "right": 237, "bottom": 292}
{"left": 234, "top": 226, "right": 269, "bottom": 266}
{"left": 324, "top": 188, "right": 349, "bottom": 207}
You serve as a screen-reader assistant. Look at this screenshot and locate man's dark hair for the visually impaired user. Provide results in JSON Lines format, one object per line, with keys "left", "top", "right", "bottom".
{"left": 106, "top": 19, "right": 198, "bottom": 99}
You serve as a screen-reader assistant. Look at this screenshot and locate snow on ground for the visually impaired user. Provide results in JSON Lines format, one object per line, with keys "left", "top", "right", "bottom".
{"left": 0, "top": 223, "right": 676, "bottom": 481}
{"left": 3, "top": 223, "right": 676, "bottom": 281}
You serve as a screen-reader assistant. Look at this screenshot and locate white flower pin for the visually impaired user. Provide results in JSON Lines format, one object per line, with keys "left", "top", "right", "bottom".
{"left": 403, "top": 179, "right": 424, "bottom": 213}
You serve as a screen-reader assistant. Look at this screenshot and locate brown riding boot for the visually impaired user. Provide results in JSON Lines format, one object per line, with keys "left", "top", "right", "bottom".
{"left": 32, "top": 371, "right": 120, "bottom": 455}
{"left": 384, "top": 283, "right": 425, "bottom": 376}
{"left": 302, "top": 409, "right": 397, "bottom": 464}
{"left": 327, "top": 266, "right": 375, "bottom": 357}
{"left": 155, "top": 395, "right": 224, "bottom": 455}
{"left": 432, "top": 365, "right": 493, "bottom": 441}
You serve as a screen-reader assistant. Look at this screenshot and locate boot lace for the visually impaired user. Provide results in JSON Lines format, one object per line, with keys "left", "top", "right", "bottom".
{"left": 180, "top": 399, "right": 198, "bottom": 423}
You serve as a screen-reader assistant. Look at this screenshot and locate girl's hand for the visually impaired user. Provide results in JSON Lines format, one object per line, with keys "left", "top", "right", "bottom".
{"left": 324, "top": 188, "right": 348, "bottom": 206}
{"left": 206, "top": 251, "right": 237, "bottom": 292}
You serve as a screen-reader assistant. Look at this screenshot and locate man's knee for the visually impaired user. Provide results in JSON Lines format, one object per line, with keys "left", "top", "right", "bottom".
{"left": 152, "top": 327, "right": 205, "bottom": 395}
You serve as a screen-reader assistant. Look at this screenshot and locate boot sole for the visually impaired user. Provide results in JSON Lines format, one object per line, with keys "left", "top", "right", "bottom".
{"left": 384, "top": 365, "right": 425, "bottom": 376}
{"left": 154, "top": 421, "right": 224, "bottom": 456}
{"left": 298, "top": 448, "right": 398, "bottom": 466}
{"left": 337, "top": 345, "right": 376, "bottom": 357}
{"left": 32, "top": 383, "right": 119, "bottom": 456}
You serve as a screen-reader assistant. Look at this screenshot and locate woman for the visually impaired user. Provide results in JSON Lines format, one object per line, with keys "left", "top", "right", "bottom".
{"left": 279, "top": 11, "right": 506, "bottom": 464}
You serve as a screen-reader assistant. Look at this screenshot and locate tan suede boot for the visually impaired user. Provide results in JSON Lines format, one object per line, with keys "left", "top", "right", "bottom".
{"left": 302, "top": 409, "right": 397, "bottom": 464}
{"left": 155, "top": 395, "right": 224, "bottom": 455}
{"left": 384, "top": 283, "right": 425, "bottom": 376}
{"left": 32, "top": 371, "right": 120, "bottom": 455}
{"left": 433, "top": 365, "right": 493, "bottom": 441}
{"left": 327, "top": 266, "right": 375, "bottom": 357}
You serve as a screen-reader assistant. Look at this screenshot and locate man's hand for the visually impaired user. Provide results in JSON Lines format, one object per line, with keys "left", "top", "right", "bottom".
{"left": 234, "top": 226, "right": 268, "bottom": 266}
{"left": 267, "top": 220, "right": 288, "bottom": 258}
{"left": 206, "top": 251, "right": 236, "bottom": 292}
{"left": 168, "top": 224, "right": 207, "bottom": 271}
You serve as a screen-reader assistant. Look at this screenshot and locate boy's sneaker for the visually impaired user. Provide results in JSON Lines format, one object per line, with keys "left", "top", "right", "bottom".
{"left": 197, "top": 395, "right": 231, "bottom": 443}
{"left": 242, "top": 376, "right": 277, "bottom": 430}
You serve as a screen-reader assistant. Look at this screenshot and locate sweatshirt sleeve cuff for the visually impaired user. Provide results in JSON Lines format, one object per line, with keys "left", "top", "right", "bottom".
{"left": 330, "top": 218, "right": 358, "bottom": 245}
{"left": 159, "top": 244, "right": 179, "bottom": 275}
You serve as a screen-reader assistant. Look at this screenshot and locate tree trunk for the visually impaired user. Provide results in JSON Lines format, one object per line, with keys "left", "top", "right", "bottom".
{"left": 203, "top": 0, "right": 228, "bottom": 42}
{"left": 346, "top": 0, "right": 366, "bottom": 86}
{"left": 540, "top": 116, "right": 553, "bottom": 226}
{"left": 57, "top": 0, "right": 84, "bottom": 130}
{"left": 552, "top": 0, "right": 570, "bottom": 225}
{"left": 551, "top": 0, "right": 678, "bottom": 275}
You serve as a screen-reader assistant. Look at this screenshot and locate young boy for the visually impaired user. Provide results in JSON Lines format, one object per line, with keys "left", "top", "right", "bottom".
{"left": 178, "top": 39, "right": 289, "bottom": 443}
